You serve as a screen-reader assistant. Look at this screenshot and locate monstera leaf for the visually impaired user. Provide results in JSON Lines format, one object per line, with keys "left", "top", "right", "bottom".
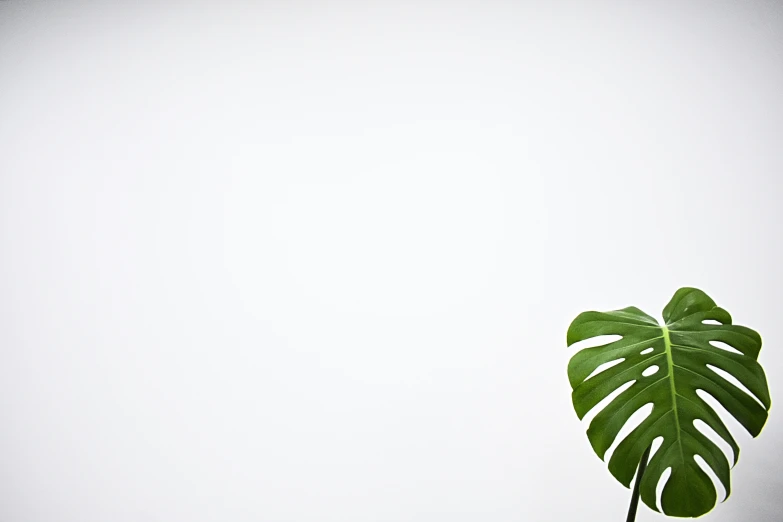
{"left": 567, "top": 288, "right": 771, "bottom": 518}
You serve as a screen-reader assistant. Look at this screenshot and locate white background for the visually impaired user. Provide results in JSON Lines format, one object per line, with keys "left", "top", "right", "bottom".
{"left": 1, "top": 1, "right": 782, "bottom": 520}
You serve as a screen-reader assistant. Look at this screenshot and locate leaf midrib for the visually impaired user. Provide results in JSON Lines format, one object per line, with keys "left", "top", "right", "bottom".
{"left": 663, "top": 325, "right": 686, "bottom": 467}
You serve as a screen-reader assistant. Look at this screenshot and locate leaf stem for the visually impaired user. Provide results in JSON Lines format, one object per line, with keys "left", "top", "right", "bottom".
{"left": 626, "top": 445, "right": 652, "bottom": 522}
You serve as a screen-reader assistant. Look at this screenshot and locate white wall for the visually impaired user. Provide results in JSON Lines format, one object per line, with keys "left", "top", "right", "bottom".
{"left": 1, "top": 1, "right": 782, "bottom": 520}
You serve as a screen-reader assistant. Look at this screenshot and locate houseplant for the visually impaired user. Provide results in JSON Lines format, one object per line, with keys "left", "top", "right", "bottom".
{"left": 567, "top": 287, "right": 771, "bottom": 519}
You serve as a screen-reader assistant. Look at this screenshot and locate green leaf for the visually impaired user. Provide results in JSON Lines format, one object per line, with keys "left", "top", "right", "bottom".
{"left": 567, "top": 288, "right": 771, "bottom": 518}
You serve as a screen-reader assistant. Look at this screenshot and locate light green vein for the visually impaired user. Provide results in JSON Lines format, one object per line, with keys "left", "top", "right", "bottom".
{"left": 663, "top": 325, "right": 685, "bottom": 465}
